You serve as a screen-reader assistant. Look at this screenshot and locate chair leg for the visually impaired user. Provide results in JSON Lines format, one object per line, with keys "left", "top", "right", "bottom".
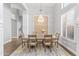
{"left": 22, "top": 41, "right": 23, "bottom": 48}
{"left": 52, "top": 42, "right": 53, "bottom": 47}
{"left": 22, "top": 42, "right": 26, "bottom": 48}
{"left": 57, "top": 42, "right": 58, "bottom": 48}
{"left": 50, "top": 46, "right": 52, "bottom": 52}
{"left": 44, "top": 46, "right": 46, "bottom": 52}
{"left": 27, "top": 43, "right": 29, "bottom": 48}
{"left": 24, "top": 43, "right": 25, "bottom": 46}
{"left": 29, "top": 46, "right": 30, "bottom": 52}
{"left": 34, "top": 46, "right": 37, "bottom": 52}
{"left": 22, "top": 44, "right": 23, "bottom": 48}
{"left": 50, "top": 44, "right": 52, "bottom": 52}
{"left": 27, "top": 43, "right": 30, "bottom": 52}
{"left": 55, "top": 42, "right": 56, "bottom": 46}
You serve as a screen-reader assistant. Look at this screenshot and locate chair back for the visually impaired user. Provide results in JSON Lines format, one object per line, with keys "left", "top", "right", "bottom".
{"left": 44, "top": 35, "right": 52, "bottom": 42}
{"left": 55, "top": 33, "right": 60, "bottom": 39}
{"left": 28, "top": 35, "right": 37, "bottom": 42}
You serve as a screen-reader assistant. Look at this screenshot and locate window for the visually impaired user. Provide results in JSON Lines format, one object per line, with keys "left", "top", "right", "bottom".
{"left": 66, "top": 9, "right": 75, "bottom": 40}
{"left": 61, "top": 9, "right": 75, "bottom": 40}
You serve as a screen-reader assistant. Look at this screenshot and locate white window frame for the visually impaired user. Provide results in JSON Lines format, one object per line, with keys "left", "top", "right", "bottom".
{"left": 61, "top": 8, "right": 75, "bottom": 41}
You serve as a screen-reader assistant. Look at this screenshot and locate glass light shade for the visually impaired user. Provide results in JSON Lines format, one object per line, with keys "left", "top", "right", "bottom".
{"left": 38, "top": 15, "right": 44, "bottom": 23}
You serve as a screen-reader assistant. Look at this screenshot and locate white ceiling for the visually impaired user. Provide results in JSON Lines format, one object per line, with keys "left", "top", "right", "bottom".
{"left": 24, "top": 3, "right": 57, "bottom": 15}
{"left": 25, "top": 3, "right": 56, "bottom": 9}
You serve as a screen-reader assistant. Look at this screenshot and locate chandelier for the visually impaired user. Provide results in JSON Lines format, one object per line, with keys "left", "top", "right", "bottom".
{"left": 38, "top": 3, "right": 44, "bottom": 23}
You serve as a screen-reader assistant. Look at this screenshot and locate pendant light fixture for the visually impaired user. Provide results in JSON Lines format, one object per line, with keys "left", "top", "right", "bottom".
{"left": 38, "top": 3, "right": 44, "bottom": 23}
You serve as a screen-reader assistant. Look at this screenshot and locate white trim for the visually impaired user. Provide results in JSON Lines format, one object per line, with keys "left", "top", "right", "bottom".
{"left": 22, "top": 3, "right": 28, "bottom": 10}
{"left": 4, "top": 37, "right": 18, "bottom": 44}
{"left": 26, "top": 9, "right": 29, "bottom": 37}
{"left": 61, "top": 8, "right": 76, "bottom": 42}
{"left": 61, "top": 36, "right": 76, "bottom": 43}
{"left": 0, "top": 3, "right": 3, "bottom": 56}
{"left": 4, "top": 38, "right": 12, "bottom": 44}
{"left": 59, "top": 36, "right": 76, "bottom": 55}
{"left": 59, "top": 42, "right": 76, "bottom": 55}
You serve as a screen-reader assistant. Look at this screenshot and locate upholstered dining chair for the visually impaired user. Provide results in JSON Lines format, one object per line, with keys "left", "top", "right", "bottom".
{"left": 27, "top": 35, "right": 37, "bottom": 51}
{"left": 36, "top": 34, "right": 44, "bottom": 46}
{"left": 44, "top": 34, "right": 52, "bottom": 51}
{"left": 53, "top": 33, "right": 60, "bottom": 48}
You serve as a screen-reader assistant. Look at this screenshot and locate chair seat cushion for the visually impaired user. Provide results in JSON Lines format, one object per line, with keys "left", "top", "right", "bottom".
{"left": 37, "top": 40, "right": 42, "bottom": 42}
{"left": 29, "top": 37, "right": 36, "bottom": 39}
{"left": 53, "top": 40, "right": 58, "bottom": 42}
{"left": 44, "top": 42, "right": 51, "bottom": 45}
{"left": 45, "top": 37, "right": 51, "bottom": 39}
{"left": 29, "top": 43, "right": 36, "bottom": 46}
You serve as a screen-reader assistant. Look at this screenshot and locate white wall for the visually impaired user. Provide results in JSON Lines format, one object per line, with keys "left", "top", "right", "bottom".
{"left": 28, "top": 14, "right": 34, "bottom": 34}
{"left": 11, "top": 19, "right": 17, "bottom": 38}
{"left": 4, "top": 5, "right": 13, "bottom": 43}
{"left": 23, "top": 12, "right": 27, "bottom": 37}
{"left": 75, "top": 4, "right": 79, "bottom": 55}
{"left": 23, "top": 8, "right": 54, "bottom": 35}
{"left": 59, "top": 4, "right": 77, "bottom": 55}
{"left": 53, "top": 4, "right": 61, "bottom": 33}
{"left": 52, "top": 3, "right": 79, "bottom": 55}
{"left": 0, "top": 3, "right": 3, "bottom": 56}
{"left": 4, "top": 3, "right": 24, "bottom": 42}
{"left": 48, "top": 15, "right": 54, "bottom": 34}
{"left": 3, "top": 3, "right": 25, "bottom": 38}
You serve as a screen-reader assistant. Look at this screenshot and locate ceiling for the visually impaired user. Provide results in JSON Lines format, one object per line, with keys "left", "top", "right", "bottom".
{"left": 4, "top": 3, "right": 60, "bottom": 16}
{"left": 25, "top": 3, "right": 56, "bottom": 9}
{"left": 24, "top": 3, "right": 58, "bottom": 15}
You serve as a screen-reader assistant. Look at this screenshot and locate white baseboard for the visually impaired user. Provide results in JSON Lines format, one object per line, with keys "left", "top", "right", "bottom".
{"left": 4, "top": 37, "right": 18, "bottom": 44}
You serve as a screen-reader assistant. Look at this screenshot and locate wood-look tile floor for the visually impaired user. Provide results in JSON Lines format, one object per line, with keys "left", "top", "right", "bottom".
{"left": 10, "top": 44, "right": 72, "bottom": 56}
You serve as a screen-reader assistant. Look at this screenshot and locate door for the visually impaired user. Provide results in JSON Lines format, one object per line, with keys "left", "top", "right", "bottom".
{"left": 34, "top": 16, "right": 48, "bottom": 34}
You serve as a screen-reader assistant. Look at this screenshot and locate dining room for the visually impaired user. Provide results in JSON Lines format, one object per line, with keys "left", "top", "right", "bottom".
{"left": 3, "top": 3, "right": 79, "bottom": 56}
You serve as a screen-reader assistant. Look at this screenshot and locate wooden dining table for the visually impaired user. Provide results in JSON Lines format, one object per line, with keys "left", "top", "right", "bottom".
{"left": 36, "top": 35, "right": 58, "bottom": 45}
{"left": 23, "top": 36, "right": 58, "bottom": 43}
{"left": 21, "top": 35, "right": 58, "bottom": 48}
